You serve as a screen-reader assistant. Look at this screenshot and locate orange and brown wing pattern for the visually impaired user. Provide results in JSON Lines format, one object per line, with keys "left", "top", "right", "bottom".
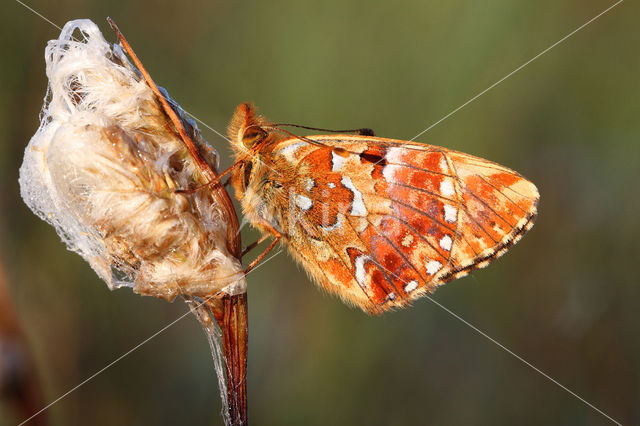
{"left": 269, "top": 135, "right": 538, "bottom": 314}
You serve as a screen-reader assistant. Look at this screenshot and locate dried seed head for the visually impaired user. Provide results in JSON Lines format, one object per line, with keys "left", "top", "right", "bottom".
{"left": 19, "top": 19, "right": 245, "bottom": 300}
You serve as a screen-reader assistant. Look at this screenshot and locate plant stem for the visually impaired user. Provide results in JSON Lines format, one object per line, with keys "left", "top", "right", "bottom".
{"left": 210, "top": 295, "right": 248, "bottom": 424}
{"left": 107, "top": 19, "right": 248, "bottom": 425}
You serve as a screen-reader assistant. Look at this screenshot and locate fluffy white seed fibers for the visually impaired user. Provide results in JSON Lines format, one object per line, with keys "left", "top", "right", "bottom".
{"left": 19, "top": 19, "right": 245, "bottom": 300}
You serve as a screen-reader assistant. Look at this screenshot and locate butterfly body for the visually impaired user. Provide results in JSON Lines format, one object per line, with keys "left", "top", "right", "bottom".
{"left": 228, "top": 103, "right": 539, "bottom": 314}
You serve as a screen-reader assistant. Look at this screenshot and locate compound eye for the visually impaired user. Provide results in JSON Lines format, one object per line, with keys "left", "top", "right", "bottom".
{"left": 242, "top": 126, "right": 267, "bottom": 149}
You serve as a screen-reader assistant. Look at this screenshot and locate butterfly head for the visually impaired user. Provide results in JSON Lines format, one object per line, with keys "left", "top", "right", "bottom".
{"left": 227, "top": 103, "right": 270, "bottom": 153}
{"left": 227, "top": 103, "right": 269, "bottom": 192}
{"left": 227, "top": 103, "right": 287, "bottom": 234}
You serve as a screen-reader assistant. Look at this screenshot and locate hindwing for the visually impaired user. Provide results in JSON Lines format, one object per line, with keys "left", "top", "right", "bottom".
{"left": 262, "top": 135, "right": 538, "bottom": 314}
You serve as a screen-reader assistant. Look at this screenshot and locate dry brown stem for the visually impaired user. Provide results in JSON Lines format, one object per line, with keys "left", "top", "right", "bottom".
{"left": 107, "top": 19, "right": 248, "bottom": 425}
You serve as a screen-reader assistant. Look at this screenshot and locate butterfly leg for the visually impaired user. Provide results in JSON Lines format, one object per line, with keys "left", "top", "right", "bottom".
{"left": 241, "top": 234, "right": 270, "bottom": 257}
{"left": 174, "top": 165, "right": 236, "bottom": 194}
{"left": 243, "top": 220, "right": 283, "bottom": 273}
{"left": 244, "top": 235, "right": 281, "bottom": 274}
{"left": 174, "top": 180, "right": 219, "bottom": 195}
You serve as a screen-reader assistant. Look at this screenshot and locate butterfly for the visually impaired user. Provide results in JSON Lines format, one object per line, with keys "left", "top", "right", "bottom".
{"left": 227, "top": 103, "right": 539, "bottom": 314}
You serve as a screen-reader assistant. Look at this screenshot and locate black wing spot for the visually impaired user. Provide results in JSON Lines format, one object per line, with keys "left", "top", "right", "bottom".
{"left": 360, "top": 152, "right": 387, "bottom": 167}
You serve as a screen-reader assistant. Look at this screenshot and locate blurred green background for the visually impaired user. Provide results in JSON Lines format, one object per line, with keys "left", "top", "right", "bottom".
{"left": 1, "top": 0, "right": 638, "bottom": 424}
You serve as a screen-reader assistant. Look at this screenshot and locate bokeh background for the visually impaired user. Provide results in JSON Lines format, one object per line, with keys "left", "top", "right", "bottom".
{"left": 1, "top": 0, "right": 638, "bottom": 424}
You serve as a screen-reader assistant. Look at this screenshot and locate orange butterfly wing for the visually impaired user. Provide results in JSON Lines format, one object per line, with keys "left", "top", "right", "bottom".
{"left": 268, "top": 135, "right": 538, "bottom": 314}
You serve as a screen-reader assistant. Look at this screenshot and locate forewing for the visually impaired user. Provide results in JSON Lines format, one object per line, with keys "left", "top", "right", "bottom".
{"left": 272, "top": 135, "right": 539, "bottom": 314}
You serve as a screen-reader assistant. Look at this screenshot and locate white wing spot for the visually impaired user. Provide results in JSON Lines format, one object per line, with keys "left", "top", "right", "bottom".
{"left": 354, "top": 255, "right": 371, "bottom": 288}
{"left": 401, "top": 233, "right": 414, "bottom": 247}
{"left": 385, "top": 146, "right": 404, "bottom": 163}
{"left": 382, "top": 164, "right": 401, "bottom": 182}
{"left": 439, "top": 235, "right": 452, "bottom": 251}
{"left": 293, "top": 194, "right": 312, "bottom": 211}
{"left": 444, "top": 204, "right": 457, "bottom": 223}
{"left": 387, "top": 292, "right": 396, "bottom": 300}
{"left": 341, "top": 176, "right": 367, "bottom": 216}
{"left": 278, "top": 141, "right": 306, "bottom": 162}
{"left": 440, "top": 178, "right": 455, "bottom": 197}
{"left": 404, "top": 280, "right": 418, "bottom": 293}
{"left": 426, "top": 260, "right": 442, "bottom": 275}
{"left": 439, "top": 156, "right": 448, "bottom": 172}
{"left": 328, "top": 182, "right": 336, "bottom": 189}
{"left": 303, "top": 177, "right": 315, "bottom": 192}
{"left": 331, "top": 151, "right": 347, "bottom": 172}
